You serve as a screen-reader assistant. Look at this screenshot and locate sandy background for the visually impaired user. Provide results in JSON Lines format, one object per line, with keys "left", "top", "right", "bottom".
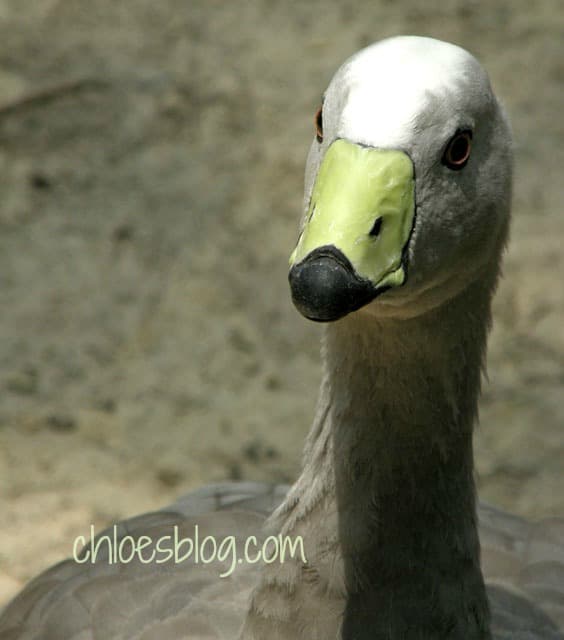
{"left": 0, "top": 0, "right": 563, "bottom": 605}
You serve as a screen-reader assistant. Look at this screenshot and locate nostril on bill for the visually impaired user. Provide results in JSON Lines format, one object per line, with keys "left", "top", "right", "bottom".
{"left": 369, "top": 217, "right": 383, "bottom": 238}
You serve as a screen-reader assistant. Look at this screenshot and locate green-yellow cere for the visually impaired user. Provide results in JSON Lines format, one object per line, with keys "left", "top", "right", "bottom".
{"left": 290, "top": 139, "right": 415, "bottom": 289}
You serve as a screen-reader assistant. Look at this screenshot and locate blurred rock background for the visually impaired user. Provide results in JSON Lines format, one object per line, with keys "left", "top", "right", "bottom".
{"left": 0, "top": 0, "right": 562, "bottom": 604}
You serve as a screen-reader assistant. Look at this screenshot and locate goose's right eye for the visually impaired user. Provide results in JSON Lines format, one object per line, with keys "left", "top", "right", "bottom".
{"left": 314, "top": 106, "right": 323, "bottom": 143}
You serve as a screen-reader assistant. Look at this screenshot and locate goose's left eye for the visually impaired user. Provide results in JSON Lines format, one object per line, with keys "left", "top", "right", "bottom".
{"left": 442, "top": 130, "right": 472, "bottom": 170}
{"left": 314, "top": 106, "right": 323, "bottom": 143}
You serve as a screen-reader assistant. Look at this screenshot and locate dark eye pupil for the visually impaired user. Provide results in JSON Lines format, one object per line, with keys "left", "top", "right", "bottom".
{"left": 315, "top": 107, "right": 323, "bottom": 143}
{"left": 450, "top": 136, "right": 468, "bottom": 162}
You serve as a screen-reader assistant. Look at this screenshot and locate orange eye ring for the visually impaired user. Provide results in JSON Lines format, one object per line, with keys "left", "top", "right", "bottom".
{"left": 442, "top": 130, "right": 472, "bottom": 170}
{"left": 314, "top": 106, "right": 323, "bottom": 143}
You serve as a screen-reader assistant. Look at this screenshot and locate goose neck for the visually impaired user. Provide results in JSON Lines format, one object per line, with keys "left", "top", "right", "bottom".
{"left": 324, "top": 284, "right": 492, "bottom": 638}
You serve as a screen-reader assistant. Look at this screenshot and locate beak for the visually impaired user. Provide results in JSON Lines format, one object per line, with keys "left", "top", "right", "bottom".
{"left": 289, "top": 139, "right": 415, "bottom": 322}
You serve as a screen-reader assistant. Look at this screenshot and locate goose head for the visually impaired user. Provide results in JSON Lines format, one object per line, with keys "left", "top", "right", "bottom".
{"left": 289, "top": 36, "right": 513, "bottom": 322}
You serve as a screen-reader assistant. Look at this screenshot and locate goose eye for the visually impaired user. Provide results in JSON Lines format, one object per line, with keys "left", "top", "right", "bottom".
{"left": 442, "top": 130, "right": 472, "bottom": 170}
{"left": 314, "top": 106, "right": 323, "bottom": 143}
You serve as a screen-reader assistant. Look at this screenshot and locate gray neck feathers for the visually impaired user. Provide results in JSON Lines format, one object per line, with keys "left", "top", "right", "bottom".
{"left": 242, "top": 266, "right": 500, "bottom": 640}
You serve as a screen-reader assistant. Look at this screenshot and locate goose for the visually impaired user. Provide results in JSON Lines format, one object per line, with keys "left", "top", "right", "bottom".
{"left": 1, "top": 35, "right": 563, "bottom": 640}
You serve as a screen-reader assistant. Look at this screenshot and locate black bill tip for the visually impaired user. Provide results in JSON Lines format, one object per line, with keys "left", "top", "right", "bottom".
{"left": 288, "top": 245, "right": 383, "bottom": 322}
